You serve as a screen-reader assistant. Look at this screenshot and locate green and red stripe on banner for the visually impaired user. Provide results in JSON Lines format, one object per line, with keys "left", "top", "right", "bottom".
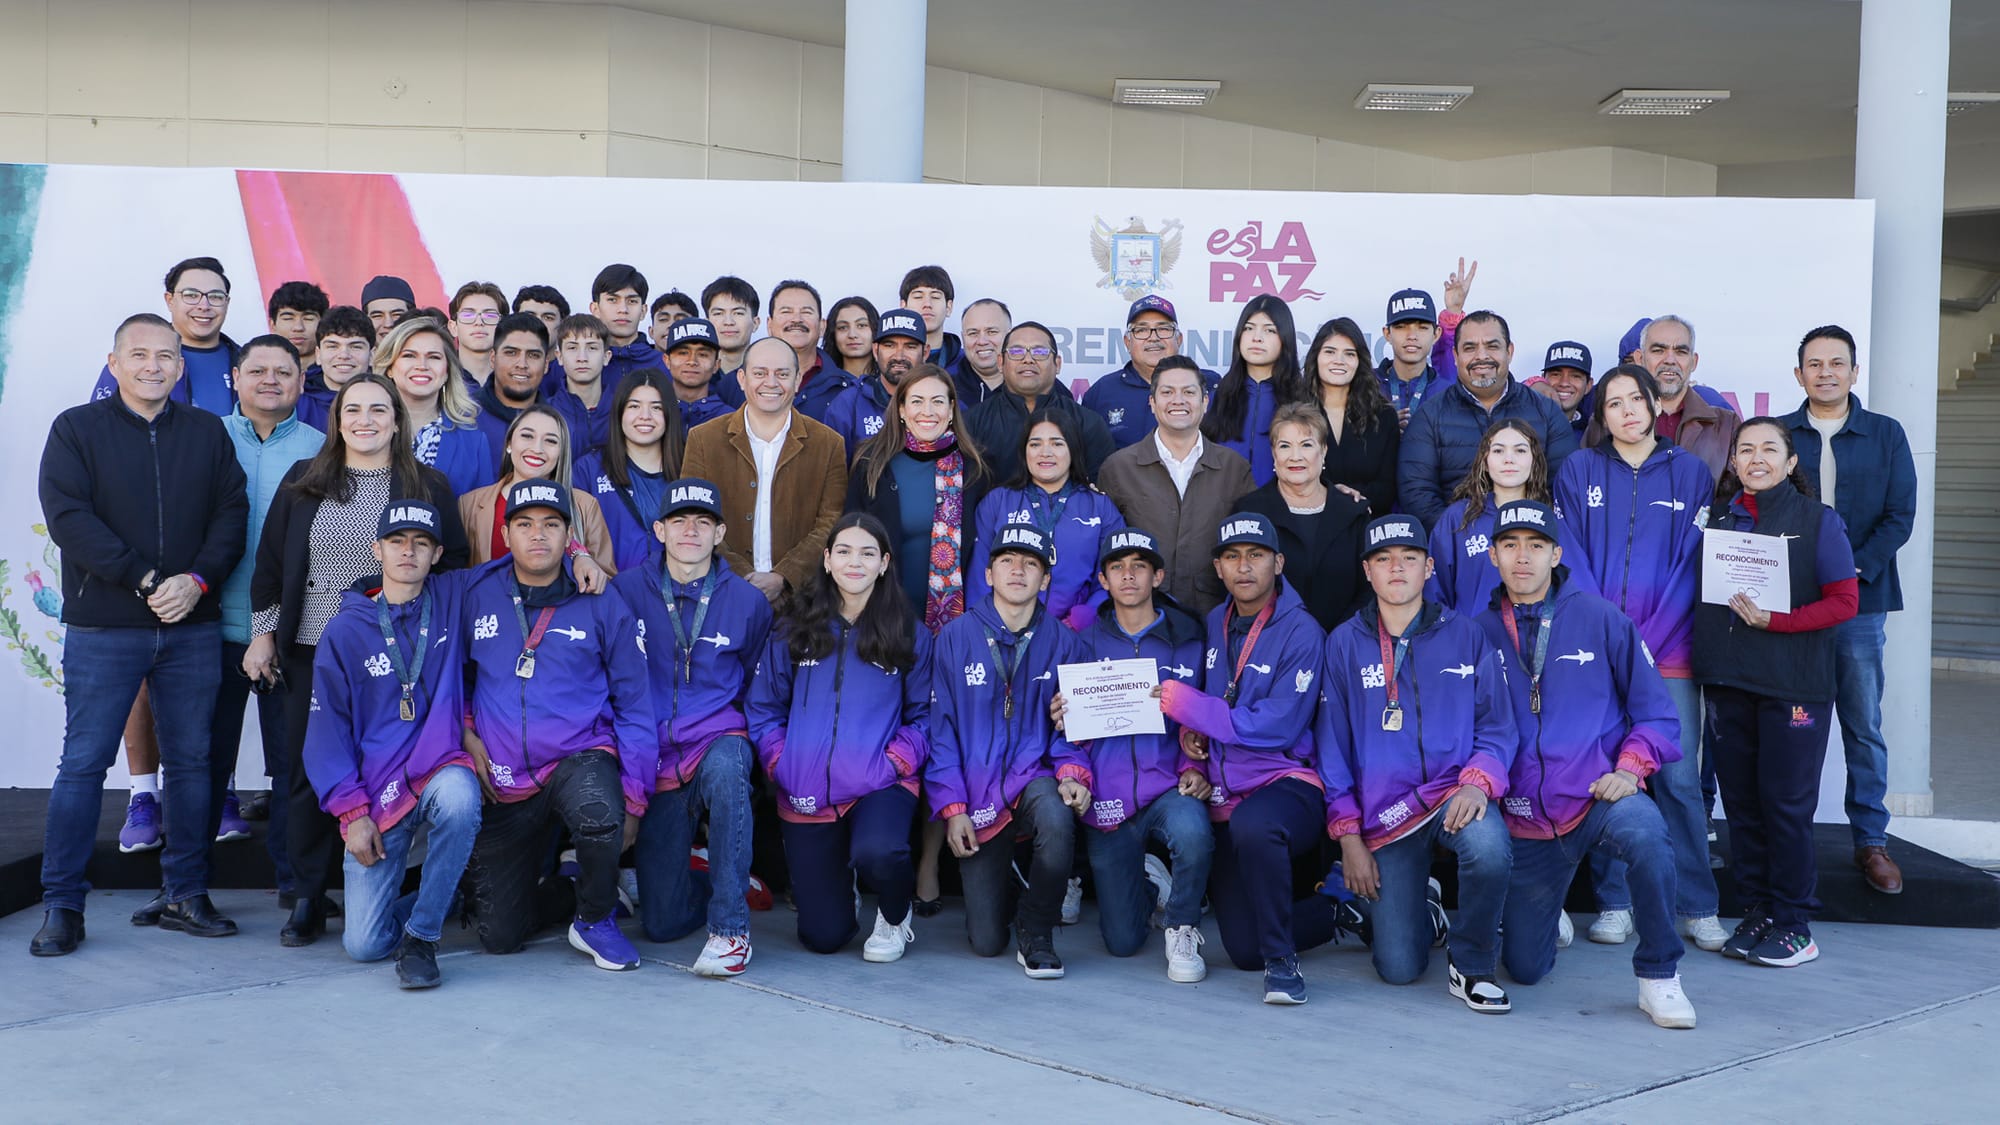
{"left": 235, "top": 170, "right": 447, "bottom": 318}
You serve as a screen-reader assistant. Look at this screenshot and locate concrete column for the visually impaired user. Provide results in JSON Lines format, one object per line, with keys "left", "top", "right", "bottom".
{"left": 1855, "top": 0, "right": 1948, "bottom": 817}
{"left": 842, "top": 0, "right": 927, "bottom": 183}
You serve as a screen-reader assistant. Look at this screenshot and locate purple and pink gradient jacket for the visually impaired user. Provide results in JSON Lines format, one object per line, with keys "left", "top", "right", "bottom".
{"left": 1316, "top": 599, "right": 1517, "bottom": 850}
{"left": 747, "top": 619, "right": 933, "bottom": 823}
{"left": 1158, "top": 582, "right": 1325, "bottom": 822}
{"left": 1073, "top": 598, "right": 1205, "bottom": 831}
{"left": 463, "top": 557, "right": 657, "bottom": 816}
{"left": 609, "top": 555, "right": 773, "bottom": 794}
{"left": 303, "top": 571, "right": 477, "bottom": 834}
{"left": 1475, "top": 570, "right": 1681, "bottom": 839}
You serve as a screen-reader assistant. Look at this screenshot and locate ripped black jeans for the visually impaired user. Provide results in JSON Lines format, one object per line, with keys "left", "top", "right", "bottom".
{"left": 464, "top": 749, "right": 624, "bottom": 954}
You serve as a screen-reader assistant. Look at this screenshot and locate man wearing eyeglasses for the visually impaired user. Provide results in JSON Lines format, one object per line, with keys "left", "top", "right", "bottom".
{"left": 449, "top": 282, "right": 508, "bottom": 388}
{"left": 92, "top": 257, "right": 240, "bottom": 415}
{"left": 966, "top": 321, "right": 1117, "bottom": 482}
{"left": 1084, "top": 296, "right": 1221, "bottom": 451}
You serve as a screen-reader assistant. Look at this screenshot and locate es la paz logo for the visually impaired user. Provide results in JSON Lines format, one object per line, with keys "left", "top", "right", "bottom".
{"left": 1207, "top": 220, "right": 1326, "bottom": 303}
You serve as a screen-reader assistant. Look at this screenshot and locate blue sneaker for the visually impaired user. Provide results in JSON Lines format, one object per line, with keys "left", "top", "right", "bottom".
{"left": 1262, "top": 955, "right": 1307, "bottom": 1005}
{"left": 568, "top": 914, "right": 640, "bottom": 971}
{"left": 1745, "top": 926, "right": 1819, "bottom": 968}
{"left": 118, "top": 793, "right": 162, "bottom": 853}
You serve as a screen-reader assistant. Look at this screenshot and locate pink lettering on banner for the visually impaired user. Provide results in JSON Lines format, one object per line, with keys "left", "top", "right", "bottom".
{"left": 1206, "top": 221, "right": 1328, "bottom": 303}
{"left": 1719, "top": 391, "right": 1772, "bottom": 417}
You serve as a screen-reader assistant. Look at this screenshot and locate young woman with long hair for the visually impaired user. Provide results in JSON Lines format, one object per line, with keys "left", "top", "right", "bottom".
{"left": 573, "top": 370, "right": 688, "bottom": 571}
{"left": 375, "top": 316, "right": 497, "bottom": 494}
{"left": 1425, "top": 418, "right": 1594, "bottom": 612}
{"left": 746, "top": 513, "right": 934, "bottom": 961}
{"left": 967, "top": 406, "right": 1126, "bottom": 630}
{"left": 1201, "top": 294, "right": 1305, "bottom": 486}
{"left": 455, "top": 404, "right": 614, "bottom": 578}
{"left": 1305, "top": 316, "right": 1400, "bottom": 515}
{"left": 823, "top": 296, "right": 881, "bottom": 378}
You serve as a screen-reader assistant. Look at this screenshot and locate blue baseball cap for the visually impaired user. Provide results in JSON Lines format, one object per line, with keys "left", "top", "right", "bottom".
{"left": 377, "top": 499, "right": 443, "bottom": 541}
{"left": 876, "top": 308, "right": 927, "bottom": 345}
{"left": 1619, "top": 318, "right": 1653, "bottom": 361}
{"left": 1213, "top": 513, "right": 1280, "bottom": 556}
{"left": 360, "top": 274, "right": 415, "bottom": 307}
{"left": 666, "top": 317, "right": 719, "bottom": 353}
{"left": 506, "top": 479, "right": 573, "bottom": 524}
{"left": 1127, "top": 295, "right": 1177, "bottom": 324}
{"left": 660, "top": 478, "right": 724, "bottom": 522}
{"left": 1384, "top": 289, "right": 1437, "bottom": 326}
{"left": 1098, "top": 527, "right": 1167, "bottom": 570}
{"left": 1363, "top": 515, "right": 1428, "bottom": 558}
{"left": 1542, "top": 340, "right": 1591, "bottom": 374}
{"left": 990, "top": 524, "right": 1054, "bottom": 566}
{"left": 1494, "top": 500, "right": 1559, "bottom": 542}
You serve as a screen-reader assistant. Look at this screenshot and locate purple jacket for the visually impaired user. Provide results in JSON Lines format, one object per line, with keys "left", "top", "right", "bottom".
{"left": 926, "top": 597, "right": 1092, "bottom": 842}
{"left": 609, "top": 555, "right": 773, "bottom": 792}
{"left": 747, "top": 619, "right": 932, "bottom": 821}
{"left": 573, "top": 451, "right": 663, "bottom": 574}
{"left": 463, "top": 558, "right": 657, "bottom": 815}
{"left": 1317, "top": 600, "right": 1516, "bottom": 850}
{"left": 1475, "top": 572, "right": 1681, "bottom": 839}
{"left": 303, "top": 571, "right": 477, "bottom": 832}
{"left": 1074, "top": 599, "right": 1204, "bottom": 831}
{"left": 1158, "top": 582, "right": 1325, "bottom": 821}
{"left": 967, "top": 485, "right": 1125, "bottom": 631}
{"left": 1553, "top": 442, "right": 1714, "bottom": 678}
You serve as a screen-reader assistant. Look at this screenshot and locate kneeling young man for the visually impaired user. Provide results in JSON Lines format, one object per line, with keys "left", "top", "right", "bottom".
{"left": 304, "top": 502, "right": 479, "bottom": 989}
{"left": 1059, "top": 528, "right": 1213, "bottom": 981}
{"left": 462, "top": 480, "right": 655, "bottom": 971}
{"left": 1319, "top": 516, "right": 1517, "bottom": 1012}
{"left": 929, "top": 526, "right": 1093, "bottom": 978}
{"left": 1159, "top": 514, "right": 1336, "bottom": 1005}
{"left": 1475, "top": 500, "right": 1696, "bottom": 1029}
{"left": 610, "top": 479, "right": 772, "bottom": 977}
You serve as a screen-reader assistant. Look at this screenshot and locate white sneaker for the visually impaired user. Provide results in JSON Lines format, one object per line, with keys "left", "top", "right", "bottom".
{"left": 1638, "top": 974, "right": 1698, "bottom": 1029}
{"left": 1588, "top": 909, "right": 1635, "bottom": 944}
{"left": 1143, "top": 855, "right": 1172, "bottom": 929}
{"left": 1163, "top": 924, "right": 1206, "bottom": 982}
{"left": 1061, "top": 876, "right": 1083, "bottom": 926}
{"left": 1557, "top": 911, "right": 1574, "bottom": 949}
{"left": 862, "top": 910, "right": 913, "bottom": 963}
{"left": 691, "top": 932, "right": 752, "bottom": 977}
{"left": 1678, "top": 914, "right": 1728, "bottom": 952}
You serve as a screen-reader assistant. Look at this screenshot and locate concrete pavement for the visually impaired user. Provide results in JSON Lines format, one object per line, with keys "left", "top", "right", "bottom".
{"left": 3, "top": 889, "right": 1997, "bottom": 1123}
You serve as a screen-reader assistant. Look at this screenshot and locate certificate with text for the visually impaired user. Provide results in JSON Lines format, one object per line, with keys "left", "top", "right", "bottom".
{"left": 1701, "top": 528, "right": 1792, "bottom": 613}
{"left": 1057, "top": 659, "right": 1165, "bottom": 742}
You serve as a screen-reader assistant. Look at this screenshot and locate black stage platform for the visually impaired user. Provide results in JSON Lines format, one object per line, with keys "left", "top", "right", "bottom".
{"left": 3, "top": 788, "right": 1996, "bottom": 928}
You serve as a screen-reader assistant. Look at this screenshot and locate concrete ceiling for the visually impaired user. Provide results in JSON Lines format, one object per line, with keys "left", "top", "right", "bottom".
{"left": 556, "top": 0, "right": 2000, "bottom": 168}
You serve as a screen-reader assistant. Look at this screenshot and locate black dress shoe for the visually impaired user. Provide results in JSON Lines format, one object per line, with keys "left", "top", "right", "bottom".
{"left": 239, "top": 791, "right": 272, "bottom": 821}
{"left": 159, "top": 894, "right": 239, "bottom": 938}
{"left": 395, "top": 933, "right": 442, "bottom": 990}
{"left": 280, "top": 898, "right": 326, "bottom": 947}
{"left": 30, "top": 908, "right": 85, "bottom": 956}
{"left": 277, "top": 892, "right": 341, "bottom": 917}
{"left": 130, "top": 890, "right": 168, "bottom": 927}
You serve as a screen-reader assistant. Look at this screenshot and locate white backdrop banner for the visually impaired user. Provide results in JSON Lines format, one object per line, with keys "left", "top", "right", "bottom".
{"left": 0, "top": 163, "right": 1874, "bottom": 788}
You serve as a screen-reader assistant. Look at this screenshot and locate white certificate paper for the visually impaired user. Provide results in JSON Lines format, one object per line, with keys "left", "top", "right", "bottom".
{"left": 1701, "top": 528, "right": 1792, "bottom": 613}
{"left": 1057, "top": 658, "right": 1165, "bottom": 742}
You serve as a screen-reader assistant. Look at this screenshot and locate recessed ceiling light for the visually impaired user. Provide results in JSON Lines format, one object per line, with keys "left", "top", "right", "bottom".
{"left": 1113, "top": 79, "right": 1220, "bottom": 107}
{"left": 1948, "top": 93, "right": 2000, "bottom": 117}
{"left": 1598, "top": 89, "right": 1731, "bottom": 116}
{"left": 1354, "top": 84, "right": 1474, "bottom": 112}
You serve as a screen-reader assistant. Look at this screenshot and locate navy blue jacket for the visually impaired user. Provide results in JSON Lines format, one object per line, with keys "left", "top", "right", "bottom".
{"left": 965, "top": 385, "right": 1116, "bottom": 483}
{"left": 794, "top": 348, "right": 859, "bottom": 424}
{"left": 92, "top": 334, "right": 239, "bottom": 416}
{"left": 1781, "top": 395, "right": 1915, "bottom": 614}
{"left": 823, "top": 375, "right": 891, "bottom": 462}
{"left": 1397, "top": 377, "right": 1579, "bottom": 530}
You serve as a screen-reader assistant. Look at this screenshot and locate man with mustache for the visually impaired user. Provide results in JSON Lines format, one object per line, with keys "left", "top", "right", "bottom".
{"left": 767, "top": 279, "right": 855, "bottom": 424}
{"left": 1397, "top": 309, "right": 1578, "bottom": 530}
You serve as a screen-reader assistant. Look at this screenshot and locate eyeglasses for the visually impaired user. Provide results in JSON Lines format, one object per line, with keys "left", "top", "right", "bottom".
{"left": 1128, "top": 323, "right": 1178, "bottom": 340}
{"left": 457, "top": 310, "right": 502, "bottom": 324}
{"left": 176, "top": 289, "right": 229, "bottom": 306}
{"left": 1004, "top": 346, "right": 1054, "bottom": 360}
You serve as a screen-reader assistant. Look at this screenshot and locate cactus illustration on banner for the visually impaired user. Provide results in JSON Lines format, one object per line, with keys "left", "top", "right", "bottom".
{"left": 0, "top": 523, "right": 65, "bottom": 695}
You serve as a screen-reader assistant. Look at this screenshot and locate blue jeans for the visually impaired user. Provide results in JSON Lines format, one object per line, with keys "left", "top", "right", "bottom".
{"left": 1083, "top": 791, "right": 1214, "bottom": 956}
{"left": 1369, "top": 809, "right": 1510, "bottom": 984}
{"left": 1591, "top": 677, "right": 1718, "bottom": 918}
{"left": 636, "top": 737, "right": 753, "bottom": 942}
{"left": 1834, "top": 612, "right": 1891, "bottom": 849}
{"left": 342, "top": 765, "right": 482, "bottom": 961}
{"left": 43, "top": 623, "right": 221, "bottom": 913}
{"left": 1505, "top": 797, "right": 1682, "bottom": 984}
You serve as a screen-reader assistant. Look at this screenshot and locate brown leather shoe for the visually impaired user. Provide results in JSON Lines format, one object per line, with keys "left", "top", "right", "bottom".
{"left": 1856, "top": 846, "right": 1904, "bottom": 895}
